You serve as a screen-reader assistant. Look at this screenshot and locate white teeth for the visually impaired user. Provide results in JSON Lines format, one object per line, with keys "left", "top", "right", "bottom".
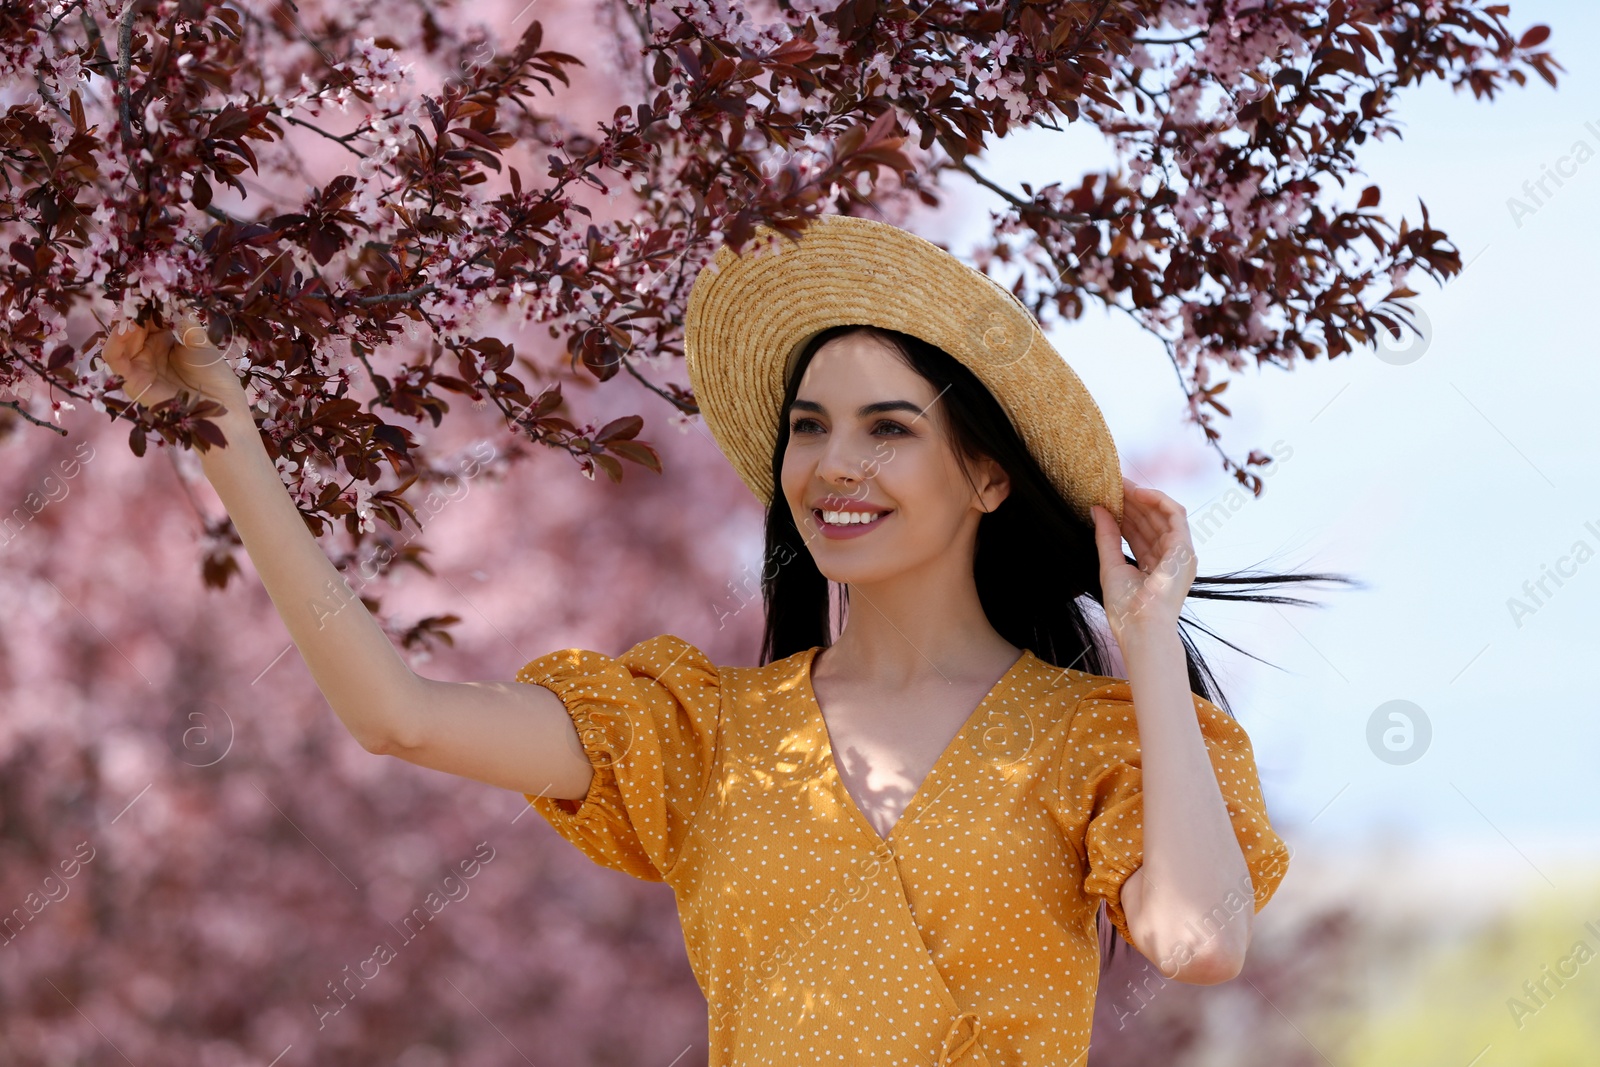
{"left": 820, "top": 509, "right": 884, "bottom": 526}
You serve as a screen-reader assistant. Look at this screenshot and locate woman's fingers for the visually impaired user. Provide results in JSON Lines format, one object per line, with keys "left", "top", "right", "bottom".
{"left": 1100, "top": 479, "right": 1199, "bottom": 630}
{"left": 101, "top": 320, "right": 142, "bottom": 370}
{"left": 131, "top": 329, "right": 175, "bottom": 404}
{"left": 1122, "top": 482, "right": 1183, "bottom": 558}
{"left": 146, "top": 325, "right": 174, "bottom": 364}
{"left": 1118, "top": 478, "right": 1195, "bottom": 578}
{"left": 102, "top": 316, "right": 186, "bottom": 408}
{"left": 1091, "top": 505, "right": 1135, "bottom": 581}
{"left": 175, "top": 313, "right": 209, "bottom": 351}
{"left": 1121, "top": 499, "right": 1162, "bottom": 569}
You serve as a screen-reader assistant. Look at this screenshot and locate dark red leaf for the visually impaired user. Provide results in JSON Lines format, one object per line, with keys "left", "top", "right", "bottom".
{"left": 594, "top": 414, "right": 643, "bottom": 443}
{"left": 606, "top": 439, "right": 662, "bottom": 473}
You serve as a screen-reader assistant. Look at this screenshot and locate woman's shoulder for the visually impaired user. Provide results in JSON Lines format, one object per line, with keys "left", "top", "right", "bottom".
{"left": 517, "top": 632, "right": 724, "bottom": 692}
{"left": 605, "top": 633, "right": 818, "bottom": 693}
{"left": 713, "top": 641, "right": 817, "bottom": 695}
{"left": 1012, "top": 650, "right": 1129, "bottom": 705}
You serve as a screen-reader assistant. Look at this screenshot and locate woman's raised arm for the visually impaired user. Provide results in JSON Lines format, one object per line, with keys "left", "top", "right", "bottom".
{"left": 100, "top": 315, "right": 594, "bottom": 800}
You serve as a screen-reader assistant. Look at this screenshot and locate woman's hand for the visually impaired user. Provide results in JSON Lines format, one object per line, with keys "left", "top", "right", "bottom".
{"left": 1090, "top": 477, "right": 1197, "bottom": 644}
{"left": 100, "top": 311, "right": 248, "bottom": 415}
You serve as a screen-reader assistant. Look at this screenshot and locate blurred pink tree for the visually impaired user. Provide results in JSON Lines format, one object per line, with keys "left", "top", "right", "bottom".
{"left": 0, "top": 384, "right": 761, "bottom": 1064}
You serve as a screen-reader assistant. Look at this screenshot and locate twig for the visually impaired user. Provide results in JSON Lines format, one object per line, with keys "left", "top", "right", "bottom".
{"left": 1136, "top": 31, "right": 1209, "bottom": 46}
{"left": 204, "top": 204, "right": 253, "bottom": 226}
{"left": 620, "top": 352, "right": 696, "bottom": 413}
{"left": 116, "top": 1, "right": 137, "bottom": 150}
{"left": 352, "top": 286, "right": 437, "bottom": 307}
{"left": 1, "top": 400, "right": 70, "bottom": 435}
{"left": 280, "top": 113, "right": 371, "bottom": 158}
{"left": 953, "top": 157, "right": 1097, "bottom": 224}
{"left": 1059, "top": 0, "right": 1115, "bottom": 61}
{"left": 1104, "top": 300, "right": 1247, "bottom": 477}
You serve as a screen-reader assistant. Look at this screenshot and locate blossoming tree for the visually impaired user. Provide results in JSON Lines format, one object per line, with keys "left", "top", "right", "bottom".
{"left": 3, "top": 0, "right": 1558, "bottom": 571}
{"left": 0, "top": 0, "right": 1562, "bottom": 1063}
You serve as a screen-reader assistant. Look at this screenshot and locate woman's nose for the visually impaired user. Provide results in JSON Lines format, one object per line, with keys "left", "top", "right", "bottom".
{"left": 816, "top": 430, "right": 875, "bottom": 490}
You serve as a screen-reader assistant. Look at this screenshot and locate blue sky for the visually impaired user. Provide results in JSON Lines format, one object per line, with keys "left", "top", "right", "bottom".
{"left": 931, "top": 0, "right": 1600, "bottom": 874}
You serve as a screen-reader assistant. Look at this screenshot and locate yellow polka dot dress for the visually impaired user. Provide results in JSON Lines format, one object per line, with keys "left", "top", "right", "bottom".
{"left": 515, "top": 634, "right": 1291, "bottom": 1066}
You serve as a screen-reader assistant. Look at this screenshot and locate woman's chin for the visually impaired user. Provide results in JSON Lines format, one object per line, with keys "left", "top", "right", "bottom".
{"left": 811, "top": 551, "right": 908, "bottom": 588}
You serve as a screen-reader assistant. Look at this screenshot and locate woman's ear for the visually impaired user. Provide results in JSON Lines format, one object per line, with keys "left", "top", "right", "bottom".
{"left": 975, "top": 456, "right": 1011, "bottom": 514}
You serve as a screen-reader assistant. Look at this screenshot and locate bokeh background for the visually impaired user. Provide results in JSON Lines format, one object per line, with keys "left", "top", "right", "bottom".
{"left": 2, "top": 0, "right": 1596, "bottom": 1064}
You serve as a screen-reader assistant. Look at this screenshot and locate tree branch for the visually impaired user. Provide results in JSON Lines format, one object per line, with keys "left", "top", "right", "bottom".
{"left": 0, "top": 400, "right": 70, "bottom": 435}
{"left": 116, "top": 1, "right": 136, "bottom": 150}
{"left": 620, "top": 352, "right": 696, "bottom": 413}
{"left": 952, "top": 157, "right": 1097, "bottom": 225}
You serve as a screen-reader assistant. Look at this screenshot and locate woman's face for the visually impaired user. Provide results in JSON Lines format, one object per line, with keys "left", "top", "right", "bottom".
{"left": 779, "top": 331, "right": 1010, "bottom": 586}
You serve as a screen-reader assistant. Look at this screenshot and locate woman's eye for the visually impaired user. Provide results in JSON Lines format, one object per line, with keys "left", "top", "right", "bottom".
{"left": 788, "top": 418, "right": 910, "bottom": 436}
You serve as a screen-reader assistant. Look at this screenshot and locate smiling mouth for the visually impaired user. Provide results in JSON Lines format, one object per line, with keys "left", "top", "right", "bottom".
{"left": 813, "top": 508, "right": 893, "bottom": 528}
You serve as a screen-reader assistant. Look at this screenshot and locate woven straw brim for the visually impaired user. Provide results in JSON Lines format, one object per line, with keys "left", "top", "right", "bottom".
{"left": 683, "top": 214, "right": 1123, "bottom": 528}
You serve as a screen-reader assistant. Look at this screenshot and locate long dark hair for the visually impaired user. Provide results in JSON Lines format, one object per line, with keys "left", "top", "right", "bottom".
{"left": 758, "top": 323, "right": 1357, "bottom": 969}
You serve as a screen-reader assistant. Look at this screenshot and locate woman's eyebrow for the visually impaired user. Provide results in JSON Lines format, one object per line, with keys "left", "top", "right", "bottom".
{"left": 789, "top": 398, "right": 928, "bottom": 418}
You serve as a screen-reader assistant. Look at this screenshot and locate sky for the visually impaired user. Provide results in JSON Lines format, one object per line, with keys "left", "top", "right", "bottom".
{"left": 924, "top": 0, "right": 1600, "bottom": 882}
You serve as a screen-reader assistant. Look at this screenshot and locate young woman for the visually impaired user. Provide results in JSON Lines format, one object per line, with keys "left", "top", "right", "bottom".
{"left": 101, "top": 214, "right": 1344, "bottom": 1066}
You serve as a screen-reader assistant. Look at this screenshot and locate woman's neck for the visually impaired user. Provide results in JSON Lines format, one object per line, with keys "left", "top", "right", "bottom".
{"left": 819, "top": 573, "right": 1022, "bottom": 687}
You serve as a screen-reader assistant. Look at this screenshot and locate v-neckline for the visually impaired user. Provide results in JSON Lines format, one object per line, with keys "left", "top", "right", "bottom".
{"left": 800, "top": 644, "right": 1033, "bottom": 845}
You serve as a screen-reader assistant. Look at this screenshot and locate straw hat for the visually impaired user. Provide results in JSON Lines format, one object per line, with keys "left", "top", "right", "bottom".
{"left": 682, "top": 214, "right": 1124, "bottom": 527}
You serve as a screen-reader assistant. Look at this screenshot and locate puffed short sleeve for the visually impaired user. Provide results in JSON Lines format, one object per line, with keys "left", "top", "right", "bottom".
{"left": 1053, "top": 679, "right": 1291, "bottom": 949}
{"left": 514, "top": 633, "right": 722, "bottom": 883}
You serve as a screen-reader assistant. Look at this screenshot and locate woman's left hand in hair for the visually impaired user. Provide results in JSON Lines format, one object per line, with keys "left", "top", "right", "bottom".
{"left": 1090, "top": 477, "right": 1197, "bottom": 644}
